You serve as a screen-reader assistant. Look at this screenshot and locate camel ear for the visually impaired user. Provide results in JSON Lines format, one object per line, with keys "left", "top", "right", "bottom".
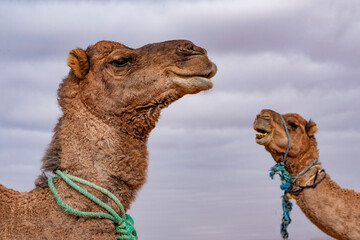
{"left": 306, "top": 120, "right": 318, "bottom": 136}
{"left": 67, "top": 48, "right": 89, "bottom": 79}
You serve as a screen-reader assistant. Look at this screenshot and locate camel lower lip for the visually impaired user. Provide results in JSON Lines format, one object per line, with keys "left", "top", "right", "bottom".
{"left": 172, "top": 75, "right": 213, "bottom": 92}
{"left": 188, "top": 76, "right": 213, "bottom": 87}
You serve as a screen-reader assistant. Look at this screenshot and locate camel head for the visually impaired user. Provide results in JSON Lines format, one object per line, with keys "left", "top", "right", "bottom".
{"left": 57, "top": 40, "right": 217, "bottom": 138}
{"left": 60, "top": 40, "right": 216, "bottom": 114}
{"left": 253, "top": 109, "right": 318, "bottom": 163}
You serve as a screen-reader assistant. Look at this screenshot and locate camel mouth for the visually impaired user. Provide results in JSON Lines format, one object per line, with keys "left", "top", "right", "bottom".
{"left": 172, "top": 68, "right": 216, "bottom": 80}
{"left": 169, "top": 67, "right": 216, "bottom": 93}
{"left": 178, "top": 75, "right": 213, "bottom": 87}
{"left": 255, "top": 128, "right": 273, "bottom": 145}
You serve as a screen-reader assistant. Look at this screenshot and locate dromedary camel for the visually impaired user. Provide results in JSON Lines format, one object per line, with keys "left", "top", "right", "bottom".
{"left": 253, "top": 109, "right": 360, "bottom": 240}
{"left": 0, "top": 40, "right": 217, "bottom": 239}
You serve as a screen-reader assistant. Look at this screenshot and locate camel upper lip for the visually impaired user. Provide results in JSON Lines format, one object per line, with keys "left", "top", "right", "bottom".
{"left": 173, "top": 71, "right": 215, "bottom": 79}
{"left": 169, "top": 64, "right": 217, "bottom": 80}
{"left": 255, "top": 128, "right": 269, "bottom": 134}
{"left": 254, "top": 113, "right": 273, "bottom": 144}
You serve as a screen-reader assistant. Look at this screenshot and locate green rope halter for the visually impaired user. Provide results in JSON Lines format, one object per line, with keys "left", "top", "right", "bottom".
{"left": 48, "top": 170, "right": 138, "bottom": 240}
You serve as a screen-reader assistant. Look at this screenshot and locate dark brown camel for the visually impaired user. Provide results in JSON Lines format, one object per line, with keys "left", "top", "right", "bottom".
{"left": 0, "top": 40, "right": 217, "bottom": 239}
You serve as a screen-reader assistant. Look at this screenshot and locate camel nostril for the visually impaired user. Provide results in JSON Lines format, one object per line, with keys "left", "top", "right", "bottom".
{"left": 177, "top": 43, "right": 206, "bottom": 56}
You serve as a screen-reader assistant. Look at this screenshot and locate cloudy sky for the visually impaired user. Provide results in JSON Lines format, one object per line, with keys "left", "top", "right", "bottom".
{"left": 1, "top": 0, "right": 359, "bottom": 239}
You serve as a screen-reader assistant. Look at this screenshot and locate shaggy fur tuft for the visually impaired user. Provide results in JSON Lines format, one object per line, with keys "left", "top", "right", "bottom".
{"left": 35, "top": 122, "right": 62, "bottom": 188}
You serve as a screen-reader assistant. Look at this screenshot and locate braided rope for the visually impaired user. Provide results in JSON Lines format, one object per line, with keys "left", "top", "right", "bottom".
{"left": 280, "top": 114, "right": 290, "bottom": 163}
{"left": 270, "top": 162, "right": 293, "bottom": 239}
{"left": 48, "top": 170, "right": 138, "bottom": 240}
{"left": 269, "top": 114, "right": 325, "bottom": 239}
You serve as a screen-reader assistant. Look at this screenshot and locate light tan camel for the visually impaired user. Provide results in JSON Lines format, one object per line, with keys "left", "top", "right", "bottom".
{"left": 0, "top": 40, "right": 217, "bottom": 239}
{"left": 253, "top": 109, "right": 360, "bottom": 240}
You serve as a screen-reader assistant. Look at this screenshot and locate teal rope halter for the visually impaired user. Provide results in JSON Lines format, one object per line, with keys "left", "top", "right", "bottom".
{"left": 48, "top": 170, "right": 138, "bottom": 240}
{"left": 269, "top": 114, "right": 319, "bottom": 239}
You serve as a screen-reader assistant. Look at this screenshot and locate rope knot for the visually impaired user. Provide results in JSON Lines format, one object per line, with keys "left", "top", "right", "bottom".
{"left": 115, "top": 214, "right": 138, "bottom": 240}
{"left": 270, "top": 162, "right": 293, "bottom": 191}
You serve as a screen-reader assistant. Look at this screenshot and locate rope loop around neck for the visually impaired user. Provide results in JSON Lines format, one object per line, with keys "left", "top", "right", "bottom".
{"left": 48, "top": 170, "right": 138, "bottom": 240}
{"left": 292, "top": 158, "right": 319, "bottom": 180}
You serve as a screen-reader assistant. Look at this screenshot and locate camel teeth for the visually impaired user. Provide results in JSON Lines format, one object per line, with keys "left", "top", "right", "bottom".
{"left": 256, "top": 133, "right": 268, "bottom": 139}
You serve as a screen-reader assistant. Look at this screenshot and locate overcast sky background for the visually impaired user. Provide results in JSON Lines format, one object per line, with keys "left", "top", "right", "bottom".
{"left": 1, "top": 0, "right": 359, "bottom": 239}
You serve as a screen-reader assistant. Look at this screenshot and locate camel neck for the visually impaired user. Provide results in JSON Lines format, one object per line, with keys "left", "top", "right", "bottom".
{"left": 285, "top": 155, "right": 319, "bottom": 177}
{"left": 38, "top": 98, "right": 149, "bottom": 210}
{"left": 295, "top": 174, "right": 360, "bottom": 239}
{"left": 276, "top": 140, "right": 360, "bottom": 238}
{"left": 281, "top": 138, "right": 320, "bottom": 177}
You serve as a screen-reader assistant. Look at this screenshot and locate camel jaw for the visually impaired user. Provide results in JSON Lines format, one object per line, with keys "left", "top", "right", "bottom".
{"left": 255, "top": 128, "right": 273, "bottom": 145}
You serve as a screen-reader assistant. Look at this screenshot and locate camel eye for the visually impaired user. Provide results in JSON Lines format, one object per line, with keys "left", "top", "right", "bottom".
{"left": 111, "top": 58, "right": 129, "bottom": 67}
{"left": 289, "top": 121, "right": 298, "bottom": 130}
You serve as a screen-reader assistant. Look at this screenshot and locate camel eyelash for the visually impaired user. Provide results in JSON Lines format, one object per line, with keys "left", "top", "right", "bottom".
{"left": 110, "top": 58, "right": 131, "bottom": 67}
{"left": 288, "top": 121, "right": 298, "bottom": 129}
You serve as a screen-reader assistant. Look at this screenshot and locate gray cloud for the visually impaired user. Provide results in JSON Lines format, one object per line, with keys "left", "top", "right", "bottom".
{"left": 2, "top": 0, "right": 359, "bottom": 65}
{"left": 0, "top": 0, "right": 359, "bottom": 239}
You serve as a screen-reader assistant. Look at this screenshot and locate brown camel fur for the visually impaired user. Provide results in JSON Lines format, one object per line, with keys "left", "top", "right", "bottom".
{"left": 253, "top": 109, "right": 360, "bottom": 240}
{"left": 0, "top": 40, "right": 217, "bottom": 239}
